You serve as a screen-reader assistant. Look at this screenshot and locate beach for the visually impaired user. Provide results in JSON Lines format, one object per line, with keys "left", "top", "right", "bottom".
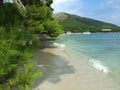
{"left": 31, "top": 40, "right": 120, "bottom": 90}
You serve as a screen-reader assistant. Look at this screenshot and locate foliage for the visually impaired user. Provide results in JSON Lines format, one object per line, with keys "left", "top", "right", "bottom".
{"left": 0, "top": 3, "right": 23, "bottom": 30}
{"left": 0, "top": 0, "right": 63, "bottom": 89}
{"left": 25, "top": 0, "right": 63, "bottom": 37}
{"left": 0, "top": 3, "right": 41, "bottom": 90}
{"left": 43, "top": 20, "right": 64, "bottom": 37}
{"left": 0, "top": 26, "right": 41, "bottom": 89}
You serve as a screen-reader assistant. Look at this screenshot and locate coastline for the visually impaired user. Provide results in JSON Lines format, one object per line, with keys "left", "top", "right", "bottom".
{"left": 60, "top": 32, "right": 120, "bottom": 36}
{"left": 31, "top": 40, "right": 120, "bottom": 90}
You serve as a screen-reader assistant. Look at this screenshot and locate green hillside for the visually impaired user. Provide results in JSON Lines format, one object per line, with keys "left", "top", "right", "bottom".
{"left": 54, "top": 12, "right": 120, "bottom": 33}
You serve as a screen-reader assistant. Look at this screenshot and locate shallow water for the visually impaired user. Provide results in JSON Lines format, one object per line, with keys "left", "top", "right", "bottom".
{"left": 55, "top": 33, "right": 120, "bottom": 83}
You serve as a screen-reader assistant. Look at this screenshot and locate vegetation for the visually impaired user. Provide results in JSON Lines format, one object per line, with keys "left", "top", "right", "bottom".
{"left": 26, "top": 1, "right": 63, "bottom": 37}
{"left": 0, "top": 0, "right": 63, "bottom": 90}
{"left": 54, "top": 12, "right": 120, "bottom": 33}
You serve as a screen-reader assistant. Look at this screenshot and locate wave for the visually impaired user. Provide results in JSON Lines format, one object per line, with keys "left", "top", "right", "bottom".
{"left": 53, "top": 43, "right": 66, "bottom": 50}
{"left": 89, "top": 59, "right": 109, "bottom": 73}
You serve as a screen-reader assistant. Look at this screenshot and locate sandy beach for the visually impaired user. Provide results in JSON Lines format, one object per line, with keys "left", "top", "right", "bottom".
{"left": 31, "top": 40, "right": 120, "bottom": 90}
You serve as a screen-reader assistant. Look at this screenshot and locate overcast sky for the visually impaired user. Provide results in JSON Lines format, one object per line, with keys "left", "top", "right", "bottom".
{"left": 52, "top": 0, "right": 120, "bottom": 26}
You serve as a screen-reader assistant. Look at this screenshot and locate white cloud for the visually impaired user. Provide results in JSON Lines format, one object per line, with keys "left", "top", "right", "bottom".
{"left": 99, "top": 0, "right": 120, "bottom": 25}
{"left": 52, "top": 0, "right": 120, "bottom": 26}
{"left": 53, "top": 0, "right": 76, "bottom": 4}
{"left": 52, "top": 0, "right": 84, "bottom": 16}
{"left": 104, "top": 0, "right": 120, "bottom": 9}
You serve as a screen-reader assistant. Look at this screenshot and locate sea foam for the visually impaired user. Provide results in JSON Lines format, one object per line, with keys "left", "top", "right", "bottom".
{"left": 53, "top": 43, "right": 66, "bottom": 50}
{"left": 89, "top": 59, "right": 109, "bottom": 73}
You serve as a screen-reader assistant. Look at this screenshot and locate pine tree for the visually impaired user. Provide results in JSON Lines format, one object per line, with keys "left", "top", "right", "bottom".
{"left": 0, "top": 0, "right": 63, "bottom": 89}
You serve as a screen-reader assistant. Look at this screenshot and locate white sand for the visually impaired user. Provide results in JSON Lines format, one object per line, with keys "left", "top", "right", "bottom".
{"left": 32, "top": 46, "right": 120, "bottom": 90}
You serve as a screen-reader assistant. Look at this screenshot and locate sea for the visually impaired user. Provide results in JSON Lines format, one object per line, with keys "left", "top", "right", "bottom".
{"left": 55, "top": 33, "right": 120, "bottom": 83}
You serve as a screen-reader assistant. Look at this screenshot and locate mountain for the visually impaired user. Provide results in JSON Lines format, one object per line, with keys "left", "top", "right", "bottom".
{"left": 54, "top": 12, "right": 120, "bottom": 33}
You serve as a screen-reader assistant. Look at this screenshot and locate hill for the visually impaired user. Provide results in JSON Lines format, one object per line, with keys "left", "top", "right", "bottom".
{"left": 54, "top": 12, "right": 120, "bottom": 33}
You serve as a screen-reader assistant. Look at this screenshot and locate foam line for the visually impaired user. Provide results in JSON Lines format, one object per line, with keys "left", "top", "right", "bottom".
{"left": 89, "top": 59, "right": 109, "bottom": 73}
{"left": 53, "top": 43, "right": 66, "bottom": 50}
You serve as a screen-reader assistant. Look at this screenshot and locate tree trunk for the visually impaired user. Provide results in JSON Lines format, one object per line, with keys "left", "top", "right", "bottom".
{"left": 0, "top": 0, "right": 3, "bottom": 5}
{"left": 14, "top": 0, "right": 26, "bottom": 10}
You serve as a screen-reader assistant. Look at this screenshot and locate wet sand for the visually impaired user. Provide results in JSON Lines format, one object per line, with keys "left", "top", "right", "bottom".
{"left": 31, "top": 41, "right": 120, "bottom": 90}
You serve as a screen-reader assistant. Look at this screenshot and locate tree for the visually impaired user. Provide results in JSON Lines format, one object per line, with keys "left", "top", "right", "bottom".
{"left": 43, "top": 20, "right": 64, "bottom": 37}
{"left": 0, "top": 3, "right": 41, "bottom": 90}
{"left": 45, "top": 0, "right": 53, "bottom": 7}
{"left": 0, "top": 0, "right": 63, "bottom": 89}
{"left": 26, "top": 0, "right": 63, "bottom": 37}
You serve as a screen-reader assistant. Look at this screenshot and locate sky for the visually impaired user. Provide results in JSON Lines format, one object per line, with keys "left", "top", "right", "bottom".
{"left": 52, "top": 0, "right": 120, "bottom": 26}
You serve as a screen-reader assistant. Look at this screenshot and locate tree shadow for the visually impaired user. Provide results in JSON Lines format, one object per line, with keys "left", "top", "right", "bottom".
{"left": 31, "top": 50, "right": 75, "bottom": 89}
{"left": 40, "top": 40, "right": 56, "bottom": 49}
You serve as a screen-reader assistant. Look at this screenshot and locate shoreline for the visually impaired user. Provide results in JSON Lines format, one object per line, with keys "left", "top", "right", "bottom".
{"left": 60, "top": 32, "right": 120, "bottom": 36}
{"left": 31, "top": 40, "right": 120, "bottom": 90}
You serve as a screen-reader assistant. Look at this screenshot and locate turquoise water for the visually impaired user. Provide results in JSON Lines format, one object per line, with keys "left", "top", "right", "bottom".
{"left": 55, "top": 33, "right": 120, "bottom": 82}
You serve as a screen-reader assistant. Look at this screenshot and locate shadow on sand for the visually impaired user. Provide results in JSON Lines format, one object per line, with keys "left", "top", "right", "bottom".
{"left": 31, "top": 50, "right": 75, "bottom": 89}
